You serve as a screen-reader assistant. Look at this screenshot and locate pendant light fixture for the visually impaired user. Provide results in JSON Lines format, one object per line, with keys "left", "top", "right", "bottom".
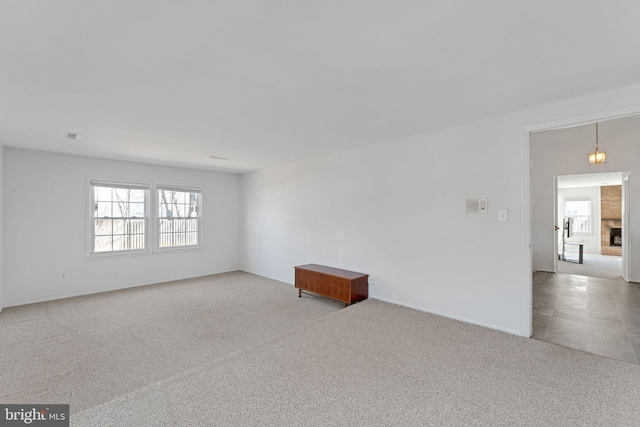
{"left": 588, "top": 123, "right": 606, "bottom": 165}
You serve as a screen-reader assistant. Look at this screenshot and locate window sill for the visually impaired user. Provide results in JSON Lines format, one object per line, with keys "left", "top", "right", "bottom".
{"left": 153, "top": 245, "right": 204, "bottom": 254}
{"left": 86, "top": 249, "right": 151, "bottom": 260}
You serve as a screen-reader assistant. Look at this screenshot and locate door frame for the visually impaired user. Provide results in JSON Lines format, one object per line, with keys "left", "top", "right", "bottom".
{"left": 553, "top": 176, "right": 558, "bottom": 273}
{"left": 553, "top": 171, "right": 629, "bottom": 279}
{"left": 523, "top": 106, "right": 640, "bottom": 338}
{"left": 622, "top": 171, "right": 631, "bottom": 282}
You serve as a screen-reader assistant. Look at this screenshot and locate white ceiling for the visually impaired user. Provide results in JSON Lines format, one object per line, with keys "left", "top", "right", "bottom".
{"left": 1, "top": 1, "right": 639, "bottom": 173}
{"left": 558, "top": 172, "right": 623, "bottom": 189}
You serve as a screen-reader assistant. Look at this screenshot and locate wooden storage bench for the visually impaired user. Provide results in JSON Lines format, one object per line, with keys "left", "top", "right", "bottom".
{"left": 294, "top": 264, "right": 368, "bottom": 307}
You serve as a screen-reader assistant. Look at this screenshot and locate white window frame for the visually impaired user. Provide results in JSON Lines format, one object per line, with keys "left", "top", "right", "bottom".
{"left": 154, "top": 184, "right": 202, "bottom": 252}
{"left": 564, "top": 197, "right": 592, "bottom": 235}
{"left": 88, "top": 180, "right": 150, "bottom": 257}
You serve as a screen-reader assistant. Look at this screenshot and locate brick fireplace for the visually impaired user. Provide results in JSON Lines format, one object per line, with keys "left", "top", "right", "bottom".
{"left": 601, "top": 185, "right": 622, "bottom": 256}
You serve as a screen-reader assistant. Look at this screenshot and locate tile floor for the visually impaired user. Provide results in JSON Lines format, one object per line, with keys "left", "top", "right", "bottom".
{"left": 533, "top": 271, "right": 640, "bottom": 364}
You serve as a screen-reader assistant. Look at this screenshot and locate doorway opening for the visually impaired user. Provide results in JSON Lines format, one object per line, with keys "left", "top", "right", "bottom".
{"left": 530, "top": 114, "right": 639, "bottom": 363}
{"left": 555, "top": 172, "right": 626, "bottom": 281}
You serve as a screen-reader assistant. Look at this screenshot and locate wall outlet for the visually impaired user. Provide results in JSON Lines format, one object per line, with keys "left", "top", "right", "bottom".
{"left": 60, "top": 272, "right": 66, "bottom": 279}
{"left": 369, "top": 276, "right": 375, "bottom": 286}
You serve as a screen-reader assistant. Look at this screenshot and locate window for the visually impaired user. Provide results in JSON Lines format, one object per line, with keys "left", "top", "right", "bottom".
{"left": 88, "top": 181, "right": 201, "bottom": 256}
{"left": 157, "top": 186, "right": 201, "bottom": 249}
{"left": 90, "top": 181, "right": 149, "bottom": 253}
{"left": 564, "top": 198, "right": 591, "bottom": 234}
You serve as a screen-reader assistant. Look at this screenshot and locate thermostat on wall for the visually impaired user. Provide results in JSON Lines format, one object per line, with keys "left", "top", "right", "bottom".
{"left": 466, "top": 198, "right": 488, "bottom": 213}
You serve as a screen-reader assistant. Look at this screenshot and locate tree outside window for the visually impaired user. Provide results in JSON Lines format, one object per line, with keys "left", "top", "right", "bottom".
{"left": 157, "top": 187, "right": 201, "bottom": 248}
{"left": 91, "top": 182, "right": 148, "bottom": 253}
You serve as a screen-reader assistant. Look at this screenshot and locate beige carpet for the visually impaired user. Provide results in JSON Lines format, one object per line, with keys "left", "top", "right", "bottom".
{"left": 557, "top": 252, "right": 623, "bottom": 280}
{"left": 76, "top": 302, "right": 640, "bottom": 425}
{"left": 0, "top": 272, "right": 340, "bottom": 412}
{"left": 4, "top": 272, "right": 640, "bottom": 425}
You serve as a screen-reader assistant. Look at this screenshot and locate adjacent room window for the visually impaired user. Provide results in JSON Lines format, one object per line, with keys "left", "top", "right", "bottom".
{"left": 91, "top": 181, "right": 149, "bottom": 253}
{"left": 157, "top": 186, "right": 201, "bottom": 249}
{"left": 564, "top": 198, "right": 591, "bottom": 234}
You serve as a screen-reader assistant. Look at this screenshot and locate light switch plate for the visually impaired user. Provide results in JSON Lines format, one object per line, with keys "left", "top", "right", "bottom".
{"left": 498, "top": 210, "right": 508, "bottom": 222}
{"left": 479, "top": 198, "right": 488, "bottom": 213}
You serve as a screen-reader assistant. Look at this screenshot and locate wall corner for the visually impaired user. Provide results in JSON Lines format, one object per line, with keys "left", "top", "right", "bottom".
{"left": 0, "top": 145, "right": 4, "bottom": 313}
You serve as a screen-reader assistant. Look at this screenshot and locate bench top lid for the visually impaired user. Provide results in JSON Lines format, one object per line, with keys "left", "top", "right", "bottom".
{"left": 295, "top": 264, "right": 368, "bottom": 279}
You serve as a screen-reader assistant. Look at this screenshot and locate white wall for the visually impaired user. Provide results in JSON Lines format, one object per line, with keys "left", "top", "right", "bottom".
{"left": 557, "top": 186, "right": 601, "bottom": 254}
{"left": 240, "top": 83, "right": 640, "bottom": 337}
{"left": 532, "top": 117, "right": 640, "bottom": 275}
{"left": 3, "top": 148, "right": 240, "bottom": 306}
{"left": 0, "top": 146, "right": 3, "bottom": 312}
